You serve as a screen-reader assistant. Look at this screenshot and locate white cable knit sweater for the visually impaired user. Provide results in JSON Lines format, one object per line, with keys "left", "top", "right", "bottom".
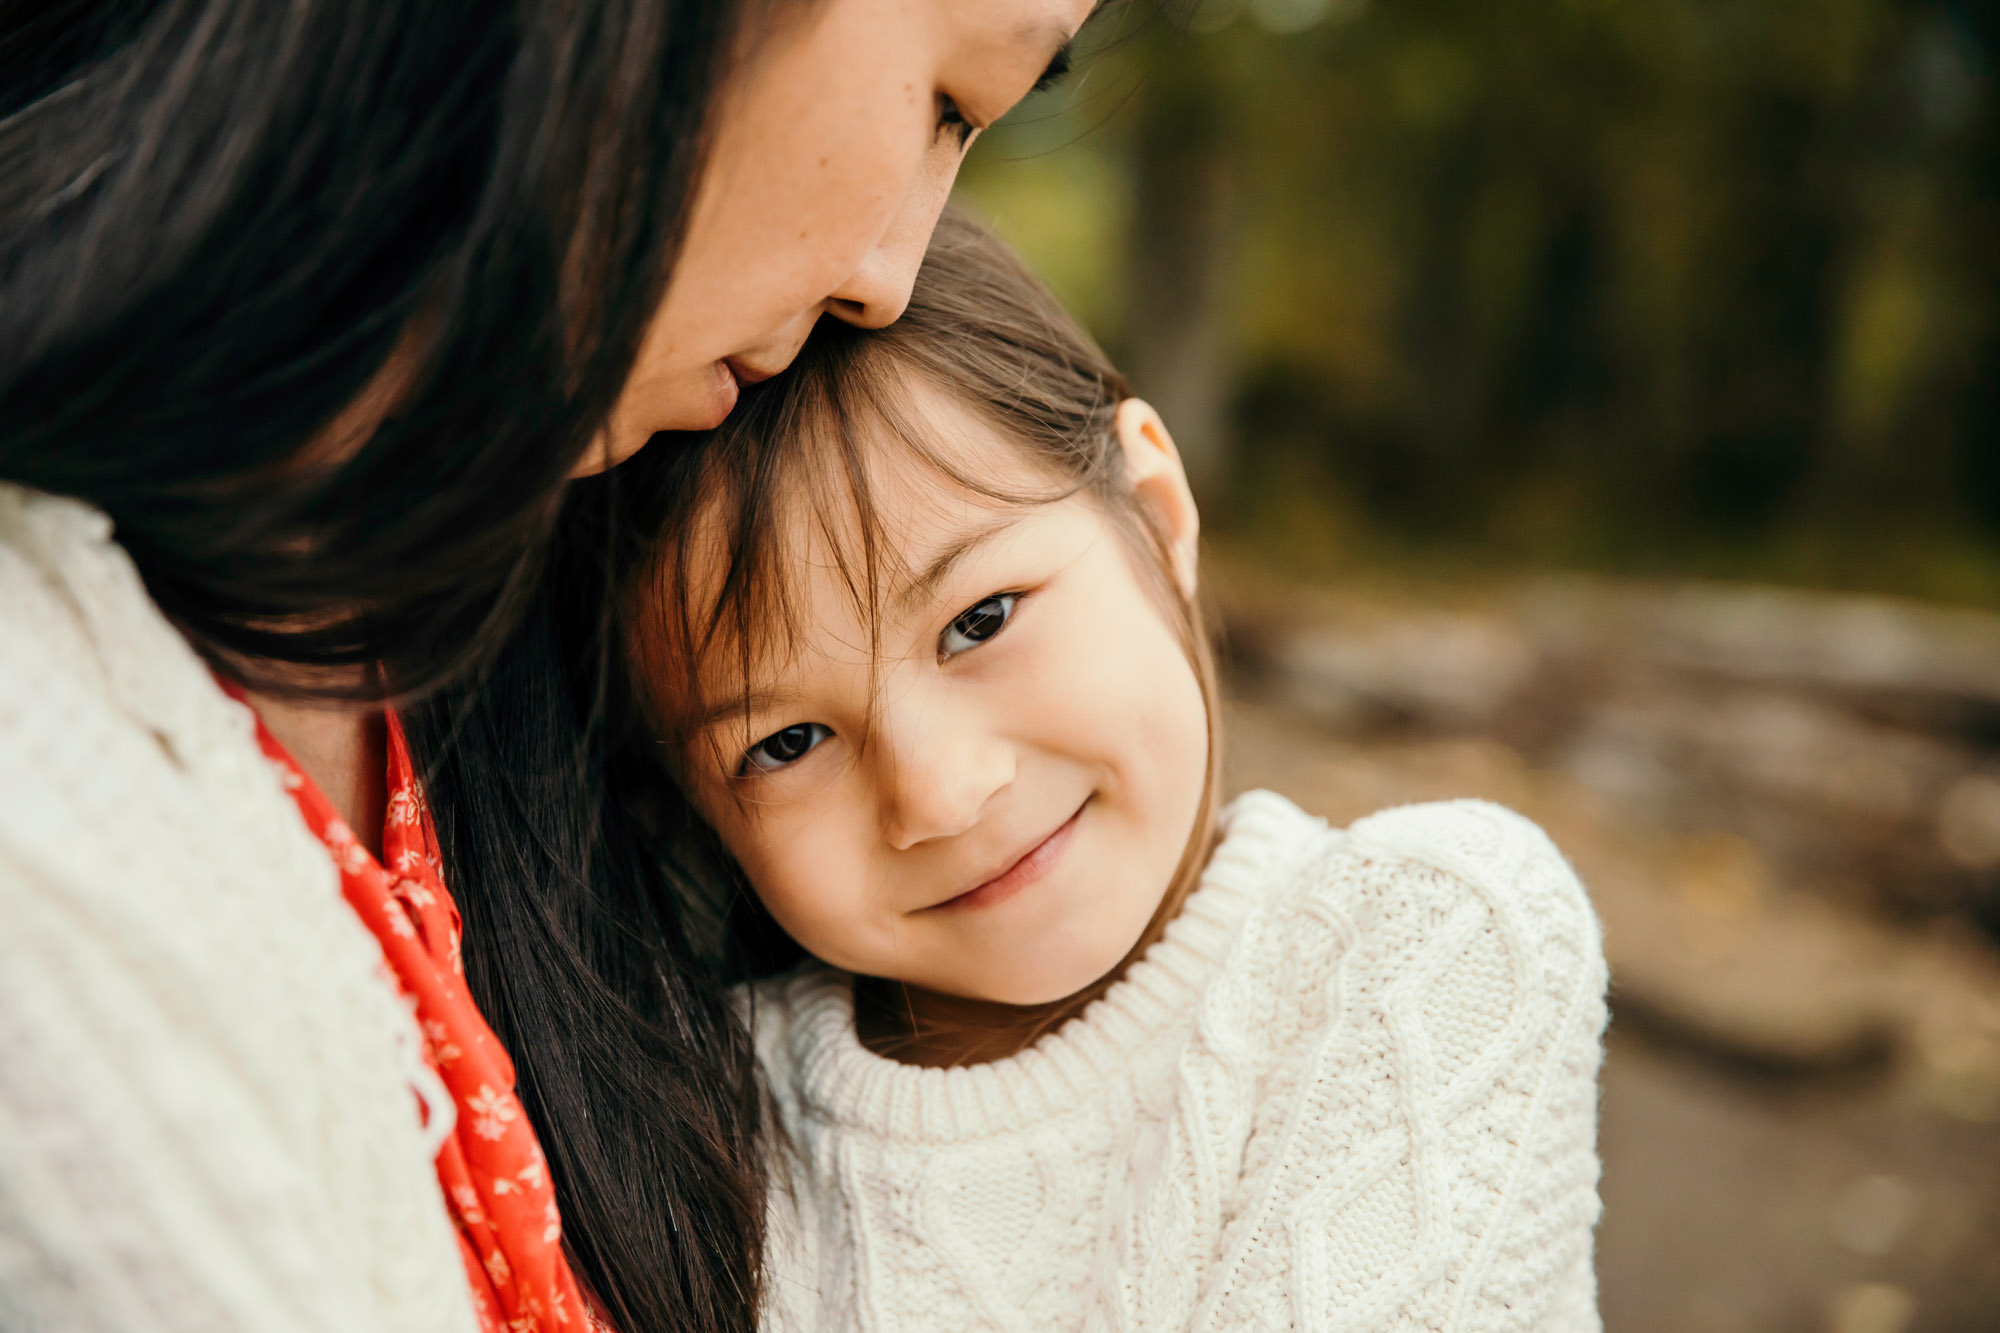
{"left": 753, "top": 791, "right": 1608, "bottom": 1332}
{"left": 0, "top": 485, "right": 478, "bottom": 1333}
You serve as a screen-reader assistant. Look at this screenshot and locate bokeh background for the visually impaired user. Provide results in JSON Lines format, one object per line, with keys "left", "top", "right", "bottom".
{"left": 956, "top": 2, "right": 2000, "bottom": 1329}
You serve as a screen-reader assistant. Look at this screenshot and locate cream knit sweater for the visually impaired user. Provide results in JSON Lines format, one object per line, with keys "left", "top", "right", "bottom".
{"left": 0, "top": 485, "right": 478, "bottom": 1333}
{"left": 754, "top": 791, "right": 1608, "bottom": 1332}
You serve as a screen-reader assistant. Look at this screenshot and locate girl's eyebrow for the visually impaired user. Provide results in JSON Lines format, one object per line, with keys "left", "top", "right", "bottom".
{"left": 893, "top": 515, "right": 1024, "bottom": 616}
{"left": 690, "top": 686, "right": 803, "bottom": 736}
{"left": 688, "top": 515, "right": 1030, "bottom": 742}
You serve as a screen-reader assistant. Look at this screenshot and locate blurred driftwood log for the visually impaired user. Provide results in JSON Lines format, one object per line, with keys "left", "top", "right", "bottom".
{"left": 1225, "top": 571, "right": 2000, "bottom": 927}
{"left": 1217, "top": 567, "right": 2000, "bottom": 1108}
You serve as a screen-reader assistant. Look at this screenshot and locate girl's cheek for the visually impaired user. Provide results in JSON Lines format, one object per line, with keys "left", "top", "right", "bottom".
{"left": 735, "top": 840, "right": 819, "bottom": 942}
{"left": 752, "top": 811, "right": 853, "bottom": 913}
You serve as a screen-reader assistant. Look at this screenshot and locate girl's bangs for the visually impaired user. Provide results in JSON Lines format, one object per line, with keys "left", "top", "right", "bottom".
{"left": 627, "top": 336, "right": 1089, "bottom": 770}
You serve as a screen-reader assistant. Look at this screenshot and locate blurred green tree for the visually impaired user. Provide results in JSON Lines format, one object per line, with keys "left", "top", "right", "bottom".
{"left": 958, "top": 0, "right": 1999, "bottom": 600}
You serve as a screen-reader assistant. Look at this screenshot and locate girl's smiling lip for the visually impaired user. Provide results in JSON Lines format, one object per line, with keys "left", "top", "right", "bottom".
{"left": 926, "top": 801, "right": 1088, "bottom": 914}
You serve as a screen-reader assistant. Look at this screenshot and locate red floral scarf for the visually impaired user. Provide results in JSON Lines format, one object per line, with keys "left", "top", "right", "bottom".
{"left": 231, "top": 689, "right": 591, "bottom": 1332}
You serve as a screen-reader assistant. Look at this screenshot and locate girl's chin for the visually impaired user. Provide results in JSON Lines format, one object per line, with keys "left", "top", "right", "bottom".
{"left": 896, "top": 962, "right": 1111, "bottom": 1010}
{"left": 968, "top": 942, "right": 1151, "bottom": 1008}
{"left": 1005, "top": 912, "right": 1170, "bottom": 1006}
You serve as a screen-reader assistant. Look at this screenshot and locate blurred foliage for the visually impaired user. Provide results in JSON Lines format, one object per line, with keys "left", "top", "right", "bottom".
{"left": 956, "top": 0, "right": 2000, "bottom": 603}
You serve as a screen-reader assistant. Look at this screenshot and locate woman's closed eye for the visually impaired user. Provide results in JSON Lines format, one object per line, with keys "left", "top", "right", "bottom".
{"left": 939, "top": 592, "right": 1019, "bottom": 658}
{"left": 740, "top": 722, "right": 831, "bottom": 776}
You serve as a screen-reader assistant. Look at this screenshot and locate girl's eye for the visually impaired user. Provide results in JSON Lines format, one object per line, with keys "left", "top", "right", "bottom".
{"left": 741, "top": 722, "right": 831, "bottom": 776}
{"left": 936, "top": 94, "right": 976, "bottom": 148}
{"left": 939, "top": 593, "right": 1018, "bottom": 658}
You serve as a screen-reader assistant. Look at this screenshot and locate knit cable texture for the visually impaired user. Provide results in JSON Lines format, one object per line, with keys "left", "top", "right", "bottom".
{"left": 0, "top": 486, "right": 478, "bottom": 1333}
{"left": 755, "top": 790, "right": 1608, "bottom": 1332}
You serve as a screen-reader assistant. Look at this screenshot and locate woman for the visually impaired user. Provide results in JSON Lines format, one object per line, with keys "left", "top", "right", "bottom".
{"left": 0, "top": 2, "right": 1094, "bottom": 1330}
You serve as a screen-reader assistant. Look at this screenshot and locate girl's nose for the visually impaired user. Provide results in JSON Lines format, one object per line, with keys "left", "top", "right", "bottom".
{"left": 877, "top": 700, "right": 1015, "bottom": 852}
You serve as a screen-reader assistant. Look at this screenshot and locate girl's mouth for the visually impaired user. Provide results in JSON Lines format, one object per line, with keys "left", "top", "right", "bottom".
{"left": 927, "top": 800, "right": 1088, "bottom": 914}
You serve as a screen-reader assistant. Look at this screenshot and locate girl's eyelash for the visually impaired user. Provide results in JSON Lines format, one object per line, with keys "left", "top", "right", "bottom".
{"left": 736, "top": 722, "right": 831, "bottom": 779}
{"left": 732, "top": 589, "right": 1029, "bottom": 776}
{"left": 936, "top": 94, "right": 976, "bottom": 147}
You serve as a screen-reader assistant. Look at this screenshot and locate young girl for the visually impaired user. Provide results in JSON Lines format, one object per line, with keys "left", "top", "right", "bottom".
{"left": 608, "top": 210, "right": 1608, "bottom": 1331}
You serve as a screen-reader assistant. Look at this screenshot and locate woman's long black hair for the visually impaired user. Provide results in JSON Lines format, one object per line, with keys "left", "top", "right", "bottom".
{"left": 2, "top": 0, "right": 739, "bottom": 697}
{"left": 4, "top": 3, "right": 787, "bottom": 1328}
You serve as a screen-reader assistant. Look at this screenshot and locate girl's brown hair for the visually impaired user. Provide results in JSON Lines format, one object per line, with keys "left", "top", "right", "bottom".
{"left": 602, "top": 206, "right": 1224, "bottom": 1063}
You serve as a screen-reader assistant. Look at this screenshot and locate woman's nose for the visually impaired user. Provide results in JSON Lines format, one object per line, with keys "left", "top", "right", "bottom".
{"left": 822, "top": 142, "right": 959, "bottom": 331}
{"left": 877, "top": 698, "right": 1015, "bottom": 852}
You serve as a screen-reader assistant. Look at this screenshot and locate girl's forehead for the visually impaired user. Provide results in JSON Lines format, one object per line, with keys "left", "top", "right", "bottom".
{"left": 696, "top": 381, "right": 1066, "bottom": 597}
{"left": 664, "top": 382, "right": 1075, "bottom": 702}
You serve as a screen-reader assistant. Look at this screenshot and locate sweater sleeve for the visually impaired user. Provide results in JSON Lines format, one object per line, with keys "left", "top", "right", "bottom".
{"left": 0, "top": 800, "right": 483, "bottom": 1333}
{"left": 0, "top": 848, "right": 375, "bottom": 1332}
{"left": 0, "top": 498, "right": 479, "bottom": 1333}
{"left": 1197, "top": 800, "right": 1608, "bottom": 1333}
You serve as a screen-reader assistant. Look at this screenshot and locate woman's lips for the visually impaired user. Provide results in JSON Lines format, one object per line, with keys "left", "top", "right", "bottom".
{"left": 725, "top": 356, "right": 778, "bottom": 386}
{"left": 684, "top": 360, "right": 739, "bottom": 430}
{"left": 672, "top": 357, "right": 784, "bottom": 433}
{"left": 927, "top": 803, "right": 1087, "bottom": 914}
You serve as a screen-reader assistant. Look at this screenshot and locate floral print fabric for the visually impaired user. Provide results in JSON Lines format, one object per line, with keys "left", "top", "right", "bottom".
{"left": 235, "top": 693, "right": 590, "bottom": 1333}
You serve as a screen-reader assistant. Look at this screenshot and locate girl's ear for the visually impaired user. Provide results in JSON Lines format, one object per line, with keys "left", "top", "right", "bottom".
{"left": 1114, "top": 397, "right": 1200, "bottom": 599}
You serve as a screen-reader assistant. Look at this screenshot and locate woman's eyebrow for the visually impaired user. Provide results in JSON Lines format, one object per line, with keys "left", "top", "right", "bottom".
{"left": 895, "top": 515, "right": 1024, "bottom": 616}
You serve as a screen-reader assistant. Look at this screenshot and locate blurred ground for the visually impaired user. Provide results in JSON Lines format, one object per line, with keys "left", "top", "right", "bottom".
{"left": 1214, "top": 558, "right": 2000, "bottom": 1333}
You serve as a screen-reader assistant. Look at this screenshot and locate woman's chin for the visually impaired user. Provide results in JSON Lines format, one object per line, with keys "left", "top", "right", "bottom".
{"left": 572, "top": 367, "right": 740, "bottom": 475}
